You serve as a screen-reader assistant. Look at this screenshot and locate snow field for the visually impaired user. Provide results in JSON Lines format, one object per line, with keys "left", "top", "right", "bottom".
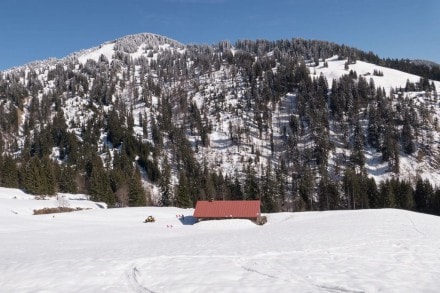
{"left": 1, "top": 187, "right": 440, "bottom": 292}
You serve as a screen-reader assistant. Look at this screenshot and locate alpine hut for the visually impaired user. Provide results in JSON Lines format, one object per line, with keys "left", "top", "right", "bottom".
{"left": 193, "top": 200, "right": 262, "bottom": 223}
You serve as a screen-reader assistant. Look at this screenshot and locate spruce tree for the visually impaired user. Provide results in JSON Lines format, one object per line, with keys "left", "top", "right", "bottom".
{"left": 175, "top": 171, "right": 192, "bottom": 208}
{"left": 58, "top": 164, "right": 77, "bottom": 194}
{"left": 367, "top": 104, "right": 380, "bottom": 149}
{"left": 0, "top": 132, "right": 3, "bottom": 155}
{"left": 414, "top": 177, "right": 432, "bottom": 213}
{"left": 429, "top": 189, "right": 440, "bottom": 216}
{"left": 128, "top": 169, "right": 146, "bottom": 206}
{"left": 159, "top": 157, "right": 172, "bottom": 206}
{"left": 275, "top": 162, "right": 287, "bottom": 208}
{"left": 230, "top": 176, "right": 244, "bottom": 200}
{"left": 351, "top": 120, "right": 366, "bottom": 170}
{"left": 394, "top": 179, "right": 414, "bottom": 210}
{"left": 22, "top": 157, "right": 45, "bottom": 195}
{"left": 244, "top": 164, "right": 259, "bottom": 200}
{"left": 401, "top": 114, "right": 415, "bottom": 155}
{"left": 343, "top": 169, "right": 361, "bottom": 209}
{"left": 298, "top": 164, "right": 314, "bottom": 210}
{"left": 261, "top": 164, "right": 277, "bottom": 212}
{"left": 378, "top": 180, "right": 396, "bottom": 208}
{"left": 366, "top": 177, "right": 380, "bottom": 208}
{"left": 89, "top": 163, "right": 115, "bottom": 206}
{"left": 0, "top": 155, "right": 19, "bottom": 188}
{"left": 318, "top": 175, "right": 340, "bottom": 210}
{"left": 40, "top": 156, "right": 56, "bottom": 195}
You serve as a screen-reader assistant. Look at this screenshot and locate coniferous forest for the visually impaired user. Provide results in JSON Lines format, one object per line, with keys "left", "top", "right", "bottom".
{"left": 0, "top": 34, "right": 439, "bottom": 215}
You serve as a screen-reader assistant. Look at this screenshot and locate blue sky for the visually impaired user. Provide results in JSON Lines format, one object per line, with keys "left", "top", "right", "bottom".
{"left": 1, "top": 0, "right": 439, "bottom": 70}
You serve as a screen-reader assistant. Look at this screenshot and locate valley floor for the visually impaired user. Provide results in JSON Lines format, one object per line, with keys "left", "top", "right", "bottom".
{"left": 1, "top": 187, "right": 440, "bottom": 292}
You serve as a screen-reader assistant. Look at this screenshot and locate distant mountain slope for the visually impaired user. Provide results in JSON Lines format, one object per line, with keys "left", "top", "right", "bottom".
{"left": 0, "top": 33, "right": 440, "bottom": 214}
{"left": 411, "top": 59, "right": 440, "bottom": 69}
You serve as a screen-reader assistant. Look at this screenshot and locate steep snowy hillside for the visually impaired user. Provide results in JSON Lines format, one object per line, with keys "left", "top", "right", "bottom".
{"left": 1, "top": 33, "right": 440, "bottom": 213}
{"left": 1, "top": 188, "right": 440, "bottom": 292}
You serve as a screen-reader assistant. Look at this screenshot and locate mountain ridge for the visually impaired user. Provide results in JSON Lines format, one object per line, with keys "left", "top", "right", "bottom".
{"left": 3, "top": 33, "right": 440, "bottom": 76}
{"left": 2, "top": 33, "right": 183, "bottom": 72}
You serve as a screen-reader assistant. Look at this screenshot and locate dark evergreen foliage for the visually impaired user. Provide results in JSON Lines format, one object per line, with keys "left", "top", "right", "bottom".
{"left": 0, "top": 34, "right": 439, "bottom": 214}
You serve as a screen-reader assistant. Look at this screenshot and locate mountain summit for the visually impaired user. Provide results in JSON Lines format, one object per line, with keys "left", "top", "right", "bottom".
{"left": 73, "top": 32, "right": 184, "bottom": 61}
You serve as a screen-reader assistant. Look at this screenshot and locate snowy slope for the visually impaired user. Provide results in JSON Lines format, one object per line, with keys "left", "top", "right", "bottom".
{"left": 310, "top": 55, "right": 440, "bottom": 94}
{"left": 77, "top": 43, "right": 115, "bottom": 64}
{"left": 2, "top": 33, "right": 440, "bottom": 207}
{"left": 1, "top": 188, "right": 440, "bottom": 292}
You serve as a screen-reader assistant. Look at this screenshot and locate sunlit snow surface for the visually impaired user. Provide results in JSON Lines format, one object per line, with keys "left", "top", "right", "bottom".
{"left": 1, "top": 187, "right": 440, "bottom": 292}
{"left": 310, "top": 55, "right": 440, "bottom": 95}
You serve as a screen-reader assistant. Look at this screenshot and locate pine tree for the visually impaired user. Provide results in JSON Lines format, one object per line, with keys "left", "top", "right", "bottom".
{"left": 343, "top": 169, "right": 361, "bottom": 209}
{"left": 401, "top": 113, "right": 415, "bottom": 155}
{"left": 159, "top": 157, "right": 172, "bottom": 206}
{"left": 22, "top": 157, "right": 45, "bottom": 195}
{"left": 40, "top": 156, "right": 56, "bottom": 195}
{"left": 298, "top": 164, "right": 314, "bottom": 210}
{"left": 429, "top": 189, "right": 440, "bottom": 216}
{"left": 318, "top": 175, "right": 340, "bottom": 210}
{"left": 175, "top": 171, "right": 192, "bottom": 208}
{"left": 366, "top": 177, "right": 380, "bottom": 208}
{"left": 58, "top": 164, "right": 78, "bottom": 194}
{"left": 89, "top": 163, "right": 115, "bottom": 206}
{"left": 230, "top": 176, "right": 244, "bottom": 200}
{"left": 367, "top": 104, "right": 380, "bottom": 149}
{"left": 128, "top": 169, "right": 146, "bottom": 206}
{"left": 201, "top": 162, "right": 216, "bottom": 200}
{"left": 261, "top": 164, "right": 277, "bottom": 212}
{"left": 414, "top": 177, "right": 432, "bottom": 213}
{"left": 0, "top": 155, "right": 19, "bottom": 188}
{"left": 350, "top": 120, "right": 366, "bottom": 170}
{"left": 0, "top": 132, "right": 3, "bottom": 155}
{"left": 378, "top": 180, "right": 396, "bottom": 208}
{"left": 244, "top": 164, "right": 259, "bottom": 200}
{"left": 275, "top": 161, "right": 287, "bottom": 208}
{"left": 394, "top": 179, "right": 414, "bottom": 210}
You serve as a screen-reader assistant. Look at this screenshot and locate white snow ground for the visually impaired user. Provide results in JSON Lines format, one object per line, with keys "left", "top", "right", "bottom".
{"left": 1, "top": 187, "right": 440, "bottom": 292}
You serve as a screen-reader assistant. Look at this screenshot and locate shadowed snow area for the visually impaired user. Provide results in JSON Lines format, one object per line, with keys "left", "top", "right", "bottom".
{"left": 1, "top": 187, "right": 440, "bottom": 292}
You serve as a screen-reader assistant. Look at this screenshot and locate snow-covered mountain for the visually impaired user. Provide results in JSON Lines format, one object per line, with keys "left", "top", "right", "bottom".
{"left": 0, "top": 33, "right": 440, "bottom": 212}
{"left": 1, "top": 187, "right": 440, "bottom": 292}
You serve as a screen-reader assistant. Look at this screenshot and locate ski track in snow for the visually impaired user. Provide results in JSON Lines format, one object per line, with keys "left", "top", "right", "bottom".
{"left": 405, "top": 214, "right": 426, "bottom": 237}
{"left": 314, "top": 284, "right": 365, "bottom": 293}
{"left": 126, "top": 265, "right": 156, "bottom": 293}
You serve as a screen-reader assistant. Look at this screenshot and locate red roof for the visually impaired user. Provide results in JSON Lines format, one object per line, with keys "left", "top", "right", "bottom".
{"left": 193, "top": 200, "right": 261, "bottom": 219}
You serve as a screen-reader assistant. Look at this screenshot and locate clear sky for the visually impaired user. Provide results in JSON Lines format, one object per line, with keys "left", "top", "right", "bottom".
{"left": 1, "top": 0, "right": 439, "bottom": 70}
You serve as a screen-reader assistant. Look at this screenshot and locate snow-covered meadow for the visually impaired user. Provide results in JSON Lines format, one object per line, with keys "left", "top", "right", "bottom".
{"left": 1, "top": 187, "right": 440, "bottom": 292}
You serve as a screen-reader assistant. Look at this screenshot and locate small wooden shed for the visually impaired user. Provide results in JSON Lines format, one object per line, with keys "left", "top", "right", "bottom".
{"left": 193, "top": 200, "right": 261, "bottom": 222}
